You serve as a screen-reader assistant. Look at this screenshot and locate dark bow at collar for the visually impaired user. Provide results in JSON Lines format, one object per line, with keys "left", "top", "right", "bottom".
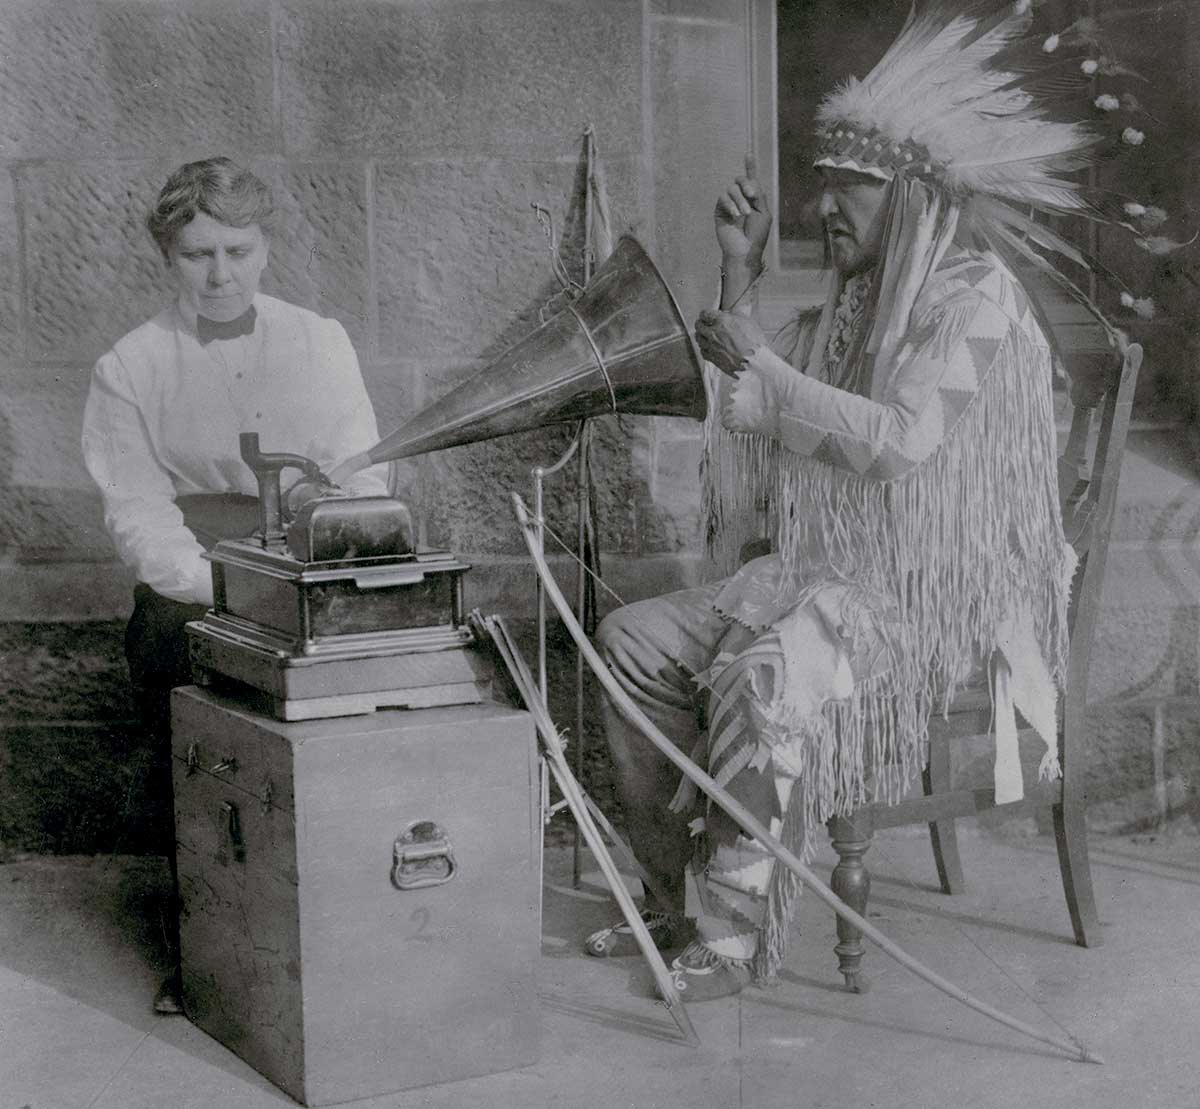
{"left": 197, "top": 306, "right": 257, "bottom": 345}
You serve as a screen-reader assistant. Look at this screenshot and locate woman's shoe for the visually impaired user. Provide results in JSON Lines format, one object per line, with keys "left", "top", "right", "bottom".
{"left": 153, "top": 969, "right": 184, "bottom": 1015}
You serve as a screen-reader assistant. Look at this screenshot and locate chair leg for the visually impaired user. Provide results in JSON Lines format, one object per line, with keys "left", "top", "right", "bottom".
{"left": 924, "top": 741, "right": 965, "bottom": 895}
{"left": 827, "top": 810, "right": 873, "bottom": 994}
{"left": 1053, "top": 798, "right": 1103, "bottom": 947}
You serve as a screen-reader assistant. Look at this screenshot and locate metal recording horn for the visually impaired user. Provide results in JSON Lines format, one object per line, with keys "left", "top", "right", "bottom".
{"left": 331, "top": 236, "right": 706, "bottom": 481}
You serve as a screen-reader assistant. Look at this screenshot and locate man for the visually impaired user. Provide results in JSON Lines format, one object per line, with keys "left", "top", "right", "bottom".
{"left": 82, "top": 157, "right": 389, "bottom": 1012}
{"left": 586, "top": 2, "right": 1125, "bottom": 1000}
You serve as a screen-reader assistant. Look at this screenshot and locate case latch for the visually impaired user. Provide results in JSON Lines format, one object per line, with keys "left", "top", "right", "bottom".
{"left": 391, "top": 821, "right": 456, "bottom": 890}
{"left": 219, "top": 801, "right": 245, "bottom": 865}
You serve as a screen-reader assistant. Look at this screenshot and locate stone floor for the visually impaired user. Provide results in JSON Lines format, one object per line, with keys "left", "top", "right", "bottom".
{"left": 2, "top": 821, "right": 1198, "bottom": 1109}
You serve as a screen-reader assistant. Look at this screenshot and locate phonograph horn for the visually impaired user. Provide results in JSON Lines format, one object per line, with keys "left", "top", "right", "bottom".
{"left": 330, "top": 235, "right": 706, "bottom": 483}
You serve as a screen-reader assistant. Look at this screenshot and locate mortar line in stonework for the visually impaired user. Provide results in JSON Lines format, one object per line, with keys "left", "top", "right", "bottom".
{"left": 0, "top": 719, "right": 141, "bottom": 730}
{"left": 1107, "top": 537, "right": 1200, "bottom": 550}
{"left": 12, "top": 165, "right": 29, "bottom": 363}
{"left": 365, "top": 158, "right": 379, "bottom": 369}
{"left": 647, "top": 13, "right": 736, "bottom": 30}
{"left": 738, "top": 997, "right": 745, "bottom": 1108}
{"left": 268, "top": 0, "right": 284, "bottom": 158}
{"left": 639, "top": 0, "right": 656, "bottom": 261}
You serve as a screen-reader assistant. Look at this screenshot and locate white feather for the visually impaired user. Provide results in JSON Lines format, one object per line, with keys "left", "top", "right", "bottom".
{"left": 815, "top": 4, "right": 1102, "bottom": 224}
{"left": 974, "top": 198, "right": 1090, "bottom": 269}
{"left": 818, "top": 1, "right": 1125, "bottom": 336}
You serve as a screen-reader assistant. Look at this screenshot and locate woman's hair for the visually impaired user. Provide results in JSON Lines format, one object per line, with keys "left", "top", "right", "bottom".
{"left": 146, "top": 157, "right": 275, "bottom": 259}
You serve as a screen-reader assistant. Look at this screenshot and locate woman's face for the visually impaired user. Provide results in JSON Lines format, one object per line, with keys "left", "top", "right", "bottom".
{"left": 167, "top": 211, "right": 269, "bottom": 322}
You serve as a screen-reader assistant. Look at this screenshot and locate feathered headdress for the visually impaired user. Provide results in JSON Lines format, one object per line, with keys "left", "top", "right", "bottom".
{"left": 812, "top": 0, "right": 1182, "bottom": 334}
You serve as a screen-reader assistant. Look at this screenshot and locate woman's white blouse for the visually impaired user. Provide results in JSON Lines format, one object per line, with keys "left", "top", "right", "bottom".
{"left": 82, "top": 294, "right": 389, "bottom": 605}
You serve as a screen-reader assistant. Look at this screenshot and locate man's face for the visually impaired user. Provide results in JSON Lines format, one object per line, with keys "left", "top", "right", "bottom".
{"left": 167, "top": 211, "right": 269, "bottom": 322}
{"left": 817, "top": 167, "right": 890, "bottom": 277}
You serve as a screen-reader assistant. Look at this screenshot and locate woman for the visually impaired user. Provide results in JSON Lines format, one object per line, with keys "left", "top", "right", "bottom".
{"left": 81, "top": 157, "right": 389, "bottom": 1013}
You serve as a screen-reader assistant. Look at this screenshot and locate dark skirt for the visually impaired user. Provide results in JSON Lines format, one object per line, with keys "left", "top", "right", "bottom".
{"left": 124, "top": 495, "right": 259, "bottom": 853}
{"left": 125, "top": 585, "right": 207, "bottom": 863}
{"left": 119, "top": 495, "right": 259, "bottom": 962}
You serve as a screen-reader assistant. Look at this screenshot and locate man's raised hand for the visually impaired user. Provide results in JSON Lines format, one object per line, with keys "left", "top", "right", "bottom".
{"left": 715, "top": 155, "right": 772, "bottom": 269}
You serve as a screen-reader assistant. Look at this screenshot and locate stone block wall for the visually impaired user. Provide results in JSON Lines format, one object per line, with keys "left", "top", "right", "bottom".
{"left": 0, "top": 0, "right": 753, "bottom": 854}
{"left": 1077, "top": 429, "right": 1200, "bottom": 833}
{"left": 2, "top": 0, "right": 1196, "bottom": 855}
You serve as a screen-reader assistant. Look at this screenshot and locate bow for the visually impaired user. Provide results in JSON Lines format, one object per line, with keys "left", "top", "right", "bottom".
{"left": 509, "top": 491, "right": 1103, "bottom": 1065}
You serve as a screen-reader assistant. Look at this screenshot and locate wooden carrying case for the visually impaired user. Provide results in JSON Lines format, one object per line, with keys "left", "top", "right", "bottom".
{"left": 170, "top": 686, "right": 541, "bottom": 1105}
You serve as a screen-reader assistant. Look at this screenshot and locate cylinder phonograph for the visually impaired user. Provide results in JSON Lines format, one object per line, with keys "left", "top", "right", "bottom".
{"left": 185, "top": 235, "right": 708, "bottom": 721}
{"left": 175, "top": 235, "right": 709, "bottom": 1101}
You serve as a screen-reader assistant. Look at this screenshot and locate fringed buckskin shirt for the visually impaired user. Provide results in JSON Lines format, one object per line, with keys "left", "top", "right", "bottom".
{"left": 704, "top": 248, "right": 1074, "bottom": 844}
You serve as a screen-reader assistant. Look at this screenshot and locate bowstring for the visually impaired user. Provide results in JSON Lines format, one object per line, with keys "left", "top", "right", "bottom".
{"left": 535, "top": 511, "right": 745, "bottom": 732}
{"left": 536, "top": 511, "right": 1084, "bottom": 1044}
{"left": 536, "top": 512, "right": 813, "bottom": 789}
{"left": 837, "top": 801, "right": 1087, "bottom": 1046}
{"left": 538, "top": 512, "right": 628, "bottom": 611}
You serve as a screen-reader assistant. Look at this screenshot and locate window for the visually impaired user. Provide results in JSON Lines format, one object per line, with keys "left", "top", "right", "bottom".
{"left": 775, "top": 0, "right": 909, "bottom": 266}
{"left": 745, "top": 0, "right": 907, "bottom": 312}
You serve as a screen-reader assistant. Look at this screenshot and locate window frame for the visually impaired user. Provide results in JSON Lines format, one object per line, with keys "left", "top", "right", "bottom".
{"left": 747, "top": 0, "right": 827, "bottom": 313}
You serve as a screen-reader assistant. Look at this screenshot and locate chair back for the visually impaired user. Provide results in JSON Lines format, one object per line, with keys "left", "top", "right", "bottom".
{"left": 1057, "top": 341, "right": 1144, "bottom": 713}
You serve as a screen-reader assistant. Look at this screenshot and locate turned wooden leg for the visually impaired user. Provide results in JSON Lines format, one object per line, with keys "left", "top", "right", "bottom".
{"left": 925, "top": 737, "right": 965, "bottom": 895}
{"left": 827, "top": 810, "right": 873, "bottom": 994}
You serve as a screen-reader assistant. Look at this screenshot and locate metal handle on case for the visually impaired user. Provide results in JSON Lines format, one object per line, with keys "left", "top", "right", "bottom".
{"left": 220, "top": 801, "right": 246, "bottom": 864}
{"left": 391, "top": 821, "right": 456, "bottom": 890}
{"left": 184, "top": 744, "right": 237, "bottom": 777}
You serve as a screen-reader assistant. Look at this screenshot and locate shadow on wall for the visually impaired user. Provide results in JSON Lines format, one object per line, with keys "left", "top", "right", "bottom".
{"left": 0, "top": 618, "right": 166, "bottom": 860}
{"left": 0, "top": 620, "right": 626, "bottom": 861}
{"left": 416, "top": 140, "right": 696, "bottom": 560}
{"left": 1105, "top": 493, "right": 1200, "bottom": 705}
{"left": 0, "top": 145, "right": 645, "bottom": 861}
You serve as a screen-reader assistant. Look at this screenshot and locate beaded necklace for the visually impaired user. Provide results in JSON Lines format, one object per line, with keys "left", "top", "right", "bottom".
{"left": 822, "top": 271, "right": 872, "bottom": 392}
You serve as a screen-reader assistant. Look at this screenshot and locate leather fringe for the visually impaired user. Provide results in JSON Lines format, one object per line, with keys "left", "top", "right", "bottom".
{"left": 702, "top": 324, "right": 1072, "bottom": 981}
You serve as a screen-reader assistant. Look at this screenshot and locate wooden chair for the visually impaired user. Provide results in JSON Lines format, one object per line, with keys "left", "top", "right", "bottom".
{"left": 825, "top": 340, "right": 1144, "bottom": 993}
